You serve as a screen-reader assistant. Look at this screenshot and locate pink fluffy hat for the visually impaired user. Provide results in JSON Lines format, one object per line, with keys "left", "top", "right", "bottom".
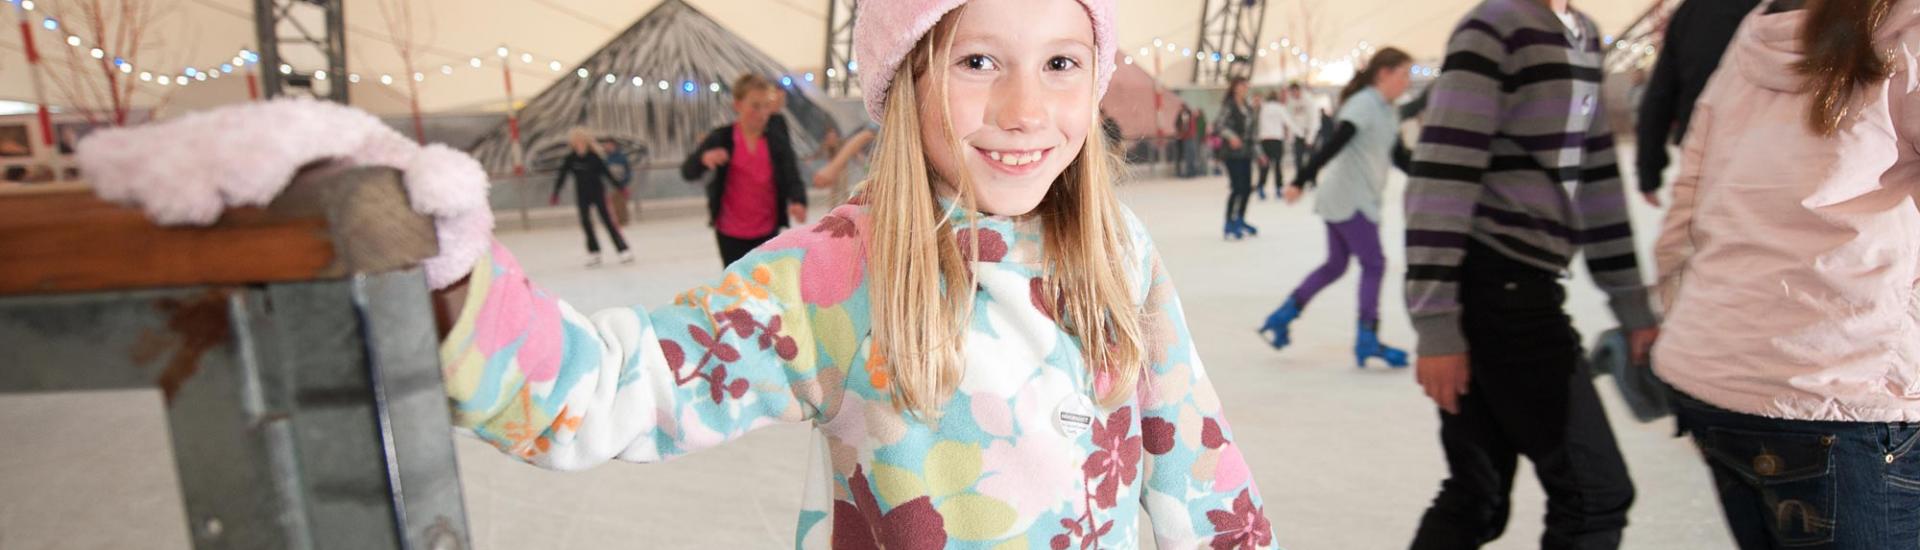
{"left": 855, "top": 0, "right": 1118, "bottom": 122}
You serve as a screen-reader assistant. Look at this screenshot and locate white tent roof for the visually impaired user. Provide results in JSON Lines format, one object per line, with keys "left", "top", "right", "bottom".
{"left": 0, "top": 0, "right": 1648, "bottom": 117}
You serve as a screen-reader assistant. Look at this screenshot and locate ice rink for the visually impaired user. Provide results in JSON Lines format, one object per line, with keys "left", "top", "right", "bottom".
{"left": 0, "top": 168, "right": 1736, "bottom": 549}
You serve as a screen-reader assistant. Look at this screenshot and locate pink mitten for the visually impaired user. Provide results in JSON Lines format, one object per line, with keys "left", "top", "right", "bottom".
{"left": 76, "top": 97, "right": 493, "bottom": 289}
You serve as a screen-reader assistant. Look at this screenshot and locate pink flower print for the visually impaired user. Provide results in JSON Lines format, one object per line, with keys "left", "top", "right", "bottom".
{"left": 980, "top": 428, "right": 1080, "bottom": 525}
{"left": 801, "top": 212, "right": 867, "bottom": 306}
{"left": 1201, "top": 417, "right": 1228, "bottom": 449}
{"left": 836, "top": 465, "right": 948, "bottom": 550}
{"left": 1082, "top": 407, "right": 1142, "bottom": 509}
{"left": 1141, "top": 416, "right": 1176, "bottom": 455}
{"left": 1206, "top": 489, "right": 1273, "bottom": 549}
{"left": 471, "top": 243, "right": 563, "bottom": 382}
{"left": 955, "top": 228, "right": 1008, "bottom": 262}
{"left": 970, "top": 392, "right": 1014, "bottom": 438}
{"left": 1213, "top": 445, "right": 1250, "bottom": 493}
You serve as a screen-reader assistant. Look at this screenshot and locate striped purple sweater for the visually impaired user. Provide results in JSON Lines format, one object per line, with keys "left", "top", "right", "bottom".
{"left": 1404, "top": 0, "right": 1656, "bottom": 356}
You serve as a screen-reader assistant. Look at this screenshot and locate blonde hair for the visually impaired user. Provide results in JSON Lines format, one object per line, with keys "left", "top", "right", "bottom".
{"left": 567, "top": 127, "right": 604, "bottom": 156}
{"left": 865, "top": 10, "right": 1144, "bottom": 420}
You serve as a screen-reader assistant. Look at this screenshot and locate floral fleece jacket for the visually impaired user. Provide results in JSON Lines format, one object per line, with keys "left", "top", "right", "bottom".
{"left": 440, "top": 198, "right": 1280, "bottom": 549}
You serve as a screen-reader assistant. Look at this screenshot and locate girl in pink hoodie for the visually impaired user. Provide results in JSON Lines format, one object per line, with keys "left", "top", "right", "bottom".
{"left": 1653, "top": 0, "right": 1920, "bottom": 547}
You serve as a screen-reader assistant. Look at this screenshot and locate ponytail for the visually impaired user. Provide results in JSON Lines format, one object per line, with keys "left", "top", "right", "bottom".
{"left": 1795, "top": 0, "right": 1896, "bottom": 136}
{"left": 1340, "top": 47, "right": 1414, "bottom": 104}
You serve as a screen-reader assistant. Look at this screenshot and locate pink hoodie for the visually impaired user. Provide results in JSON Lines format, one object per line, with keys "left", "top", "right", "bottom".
{"left": 1654, "top": 0, "right": 1920, "bottom": 422}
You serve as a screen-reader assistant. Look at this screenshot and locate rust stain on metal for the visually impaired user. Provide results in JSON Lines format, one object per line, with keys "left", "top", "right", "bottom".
{"left": 127, "top": 329, "right": 172, "bottom": 368}
{"left": 154, "top": 290, "right": 232, "bottom": 405}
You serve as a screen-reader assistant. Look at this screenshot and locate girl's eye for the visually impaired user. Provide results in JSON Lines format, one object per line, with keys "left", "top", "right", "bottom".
{"left": 961, "top": 55, "right": 998, "bottom": 71}
{"left": 1047, "top": 56, "right": 1081, "bottom": 72}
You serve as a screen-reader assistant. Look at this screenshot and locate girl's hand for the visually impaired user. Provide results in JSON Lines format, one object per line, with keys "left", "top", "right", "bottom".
{"left": 701, "top": 149, "right": 730, "bottom": 169}
{"left": 433, "top": 277, "right": 470, "bottom": 338}
{"left": 787, "top": 202, "right": 808, "bottom": 224}
{"left": 1283, "top": 186, "right": 1303, "bottom": 204}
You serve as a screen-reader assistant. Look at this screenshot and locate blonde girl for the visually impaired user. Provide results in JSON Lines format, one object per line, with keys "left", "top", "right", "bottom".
{"left": 433, "top": 0, "right": 1277, "bottom": 547}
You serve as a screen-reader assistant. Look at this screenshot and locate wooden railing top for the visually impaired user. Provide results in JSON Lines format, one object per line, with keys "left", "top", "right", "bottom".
{"left": 0, "top": 165, "right": 437, "bottom": 296}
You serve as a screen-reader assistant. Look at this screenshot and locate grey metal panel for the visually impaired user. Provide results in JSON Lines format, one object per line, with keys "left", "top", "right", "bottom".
{"left": 264, "top": 279, "right": 406, "bottom": 550}
{"left": 0, "top": 274, "right": 468, "bottom": 550}
{"left": 353, "top": 271, "right": 471, "bottom": 550}
{"left": 162, "top": 288, "right": 311, "bottom": 550}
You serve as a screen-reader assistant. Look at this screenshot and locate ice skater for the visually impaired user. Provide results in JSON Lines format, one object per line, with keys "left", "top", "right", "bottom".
{"left": 1259, "top": 47, "right": 1417, "bottom": 369}
{"left": 1403, "top": 0, "right": 1654, "bottom": 547}
{"left": 1254, "top": 90, "right": 1290, "bottom": 201}
{"left": 1215, "top": 76, "right": 1260, "bottom": 240}
{"left": 683, "top": 74, "right": 810, "bottom": 268}
{"left": 551, "top": 127, "right": 632, "bottom": 266}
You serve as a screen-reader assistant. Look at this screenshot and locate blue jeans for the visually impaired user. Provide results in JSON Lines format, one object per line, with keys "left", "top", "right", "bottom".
{"left": 1671, "top": 391, "right": 1920, "bottom": 549}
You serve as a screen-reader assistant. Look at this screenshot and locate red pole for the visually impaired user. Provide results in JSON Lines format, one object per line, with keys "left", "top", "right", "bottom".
{"left": 501, "top": 56, "right": 524, "bottom": 176}
{"left": 406, "top": 63, "right": 424, "bottom": 144}
{"left": 245, "top": 70, "right": 260, "bottom": 100}
{"left": 16, "top": 14, "right": 52, "bottom": 146}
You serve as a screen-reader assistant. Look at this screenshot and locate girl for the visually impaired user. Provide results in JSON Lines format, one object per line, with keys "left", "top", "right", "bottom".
{"left": 1402, "top": 0, "right": 1655, "bottom": 547}
{"left": 435, "top": 0, "right": 1277, "bottom": 547}
{"left": 1258, "top": 47, "right": 1416, "bottom": 369}
{"left": 1216, "top": 76, "right": 1260, "bottom": 240}
{"left": 550, "top": 127, "right": 633, "bottom": 266}
{"left": 682, "top": 74, "right": 810, "bottom": 268}
{"left": 1653, "top": 1, "right": 1920, "bottom": 547}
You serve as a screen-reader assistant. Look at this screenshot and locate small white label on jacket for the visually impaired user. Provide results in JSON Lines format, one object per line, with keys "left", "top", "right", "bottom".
{"left": 1055, "top": 394, "right": 1098, "bottom": 438}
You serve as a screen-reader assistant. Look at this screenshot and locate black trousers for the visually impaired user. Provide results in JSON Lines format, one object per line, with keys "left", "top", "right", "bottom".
{"left": 715, "top": 231, "right": 775, "bottom": 268}
{"left": 1256, "top": 139, "right": 1287, "bottom": 191}
{"left": 1411, "top": 242, "right": 1635, "bottom": 550}
{"left": 1222, "top": 156, "right": 1253, "bottom": 223}
{"left": 576, "top": 187, "right": 628, "bottom": 254}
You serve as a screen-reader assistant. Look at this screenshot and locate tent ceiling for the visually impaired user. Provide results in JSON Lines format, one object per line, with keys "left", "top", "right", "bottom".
{"left": 0, "top": 0, "right": 1647, "bottom": 117}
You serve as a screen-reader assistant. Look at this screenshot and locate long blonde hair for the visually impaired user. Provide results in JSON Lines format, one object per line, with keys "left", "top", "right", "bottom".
{"left": 865, "top": 10, "right": 1144, "bottom": 420}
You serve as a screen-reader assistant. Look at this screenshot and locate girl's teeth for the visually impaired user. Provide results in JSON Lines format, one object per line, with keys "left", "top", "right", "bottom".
{"left": 987, "top": 149, "right": 1043, "bottom": 166}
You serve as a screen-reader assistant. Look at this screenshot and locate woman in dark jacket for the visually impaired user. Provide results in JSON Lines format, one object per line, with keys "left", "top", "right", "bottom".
{"left": 1214, "top": 76, "right": 1259, "bottom": 240}
{"left": 552, "top": 127, "right": 632, "bottom": 266}
{"left": 681, "top": 73, "right": 809, "bottom": 267}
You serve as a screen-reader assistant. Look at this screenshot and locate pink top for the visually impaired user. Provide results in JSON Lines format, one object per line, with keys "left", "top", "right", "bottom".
{"left": 1653, "top": 1, "right": 1920, "bottom": 422}
{"left": 715, "top": 127, "right": 778, "bottom": 239}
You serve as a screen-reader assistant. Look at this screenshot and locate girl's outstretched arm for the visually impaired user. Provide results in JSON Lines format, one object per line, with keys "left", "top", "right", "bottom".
{"left": 436, "top": 219, "right": 866, "bottom": 469}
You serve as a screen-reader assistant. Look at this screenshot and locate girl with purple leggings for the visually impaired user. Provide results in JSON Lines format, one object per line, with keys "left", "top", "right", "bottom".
{"left": 1260, "top": 47, "right": 1416, "bottom": 368}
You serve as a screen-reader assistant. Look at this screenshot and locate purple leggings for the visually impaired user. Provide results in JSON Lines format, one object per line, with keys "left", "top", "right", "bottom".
{"left": 1288, "top": 215, "right": 1383, "bottom": 324}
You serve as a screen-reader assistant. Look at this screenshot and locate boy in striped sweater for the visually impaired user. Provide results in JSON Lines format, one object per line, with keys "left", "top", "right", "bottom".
{"left": 1402, "top": 0, "right": 1659, "bottom": 548}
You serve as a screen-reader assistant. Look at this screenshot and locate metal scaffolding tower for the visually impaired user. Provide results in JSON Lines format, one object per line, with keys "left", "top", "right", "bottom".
{"left": 1192, "top": 0, "right": 1267, "bottom": 85}
{"left": 253, "top": 0, "right": 348, "bottom": 103}
{"left": 822, "top": 0, "right": 858, "bottom": 97}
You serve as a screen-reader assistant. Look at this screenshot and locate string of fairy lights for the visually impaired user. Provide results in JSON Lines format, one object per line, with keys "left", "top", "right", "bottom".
{"left": 12, "top": 0, "right": 1634, "bottom": 94}
{"left": 6, "top": 0, "right": 815, "bottom": 95}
